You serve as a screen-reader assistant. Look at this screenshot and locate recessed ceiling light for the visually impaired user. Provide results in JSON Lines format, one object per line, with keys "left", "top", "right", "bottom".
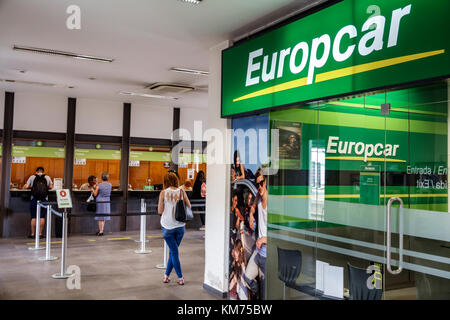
{"left": 0, "top": 78, "right": 73, "bottom": 88}
{"left": 178, "top": 0, "right": 202, "bottom": 4}
{"left": 119, "top": 91, "right": 178, "bottom": 100}
{"left": 170, "top": 67, "right": 209, "bottom": 76}
{"left": 13, "top": 45, "right": 114, "bottom": 63}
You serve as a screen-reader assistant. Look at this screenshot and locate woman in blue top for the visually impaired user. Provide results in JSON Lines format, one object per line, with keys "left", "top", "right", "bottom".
{"left": 92, "top": 172, "right": 112, "bottom": 236}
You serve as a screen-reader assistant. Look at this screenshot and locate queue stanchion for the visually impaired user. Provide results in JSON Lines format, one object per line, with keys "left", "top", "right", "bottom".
{"left": 135, "top": 199, "right": 151, "bottom": 254}
{"left": 134, "top": 198, "right": 148, "bottom": 243}
{"left": 39, "top": 204, "right": 58, "bottom": 261}
{"left": 29, "top": 201, "right": 44, "bottom": 251}
{"left": 156, "top": 240, "right": 168, "bottom": 269}
{"left": 52, "top": 208, "right": 71, "bottom": 279}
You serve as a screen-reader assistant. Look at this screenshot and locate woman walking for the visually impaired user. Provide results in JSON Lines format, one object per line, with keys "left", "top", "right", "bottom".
{"left": 158, "top": 172, "right": 191, "bottom": 285}
{"left": 92, "top": 172, "right": 112, "bottom": 236}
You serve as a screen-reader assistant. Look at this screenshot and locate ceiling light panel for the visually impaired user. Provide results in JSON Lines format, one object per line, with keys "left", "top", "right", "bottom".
{"left": 13, "top": 45, "right": 114, "bottom": 63}
{"left": 179, "top": 0, "right": 202, "bottom": 4}
{"left": 170, "top": 67, "right": 209, "bottom": 76}
{"left": 119, "top": 91, "right": 178, "bottom": 100}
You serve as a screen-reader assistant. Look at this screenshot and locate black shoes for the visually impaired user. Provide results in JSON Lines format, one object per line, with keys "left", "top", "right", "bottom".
{"left": 28, "top": 235, "right": 44, "bottom": 239}
{"left": 96, "top": 232, "right": 104, "bottom": 236}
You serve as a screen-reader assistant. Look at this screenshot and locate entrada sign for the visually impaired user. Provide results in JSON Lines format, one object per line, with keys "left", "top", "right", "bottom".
{"left": 222, "top": 0, "right": 450, "bottom": 117}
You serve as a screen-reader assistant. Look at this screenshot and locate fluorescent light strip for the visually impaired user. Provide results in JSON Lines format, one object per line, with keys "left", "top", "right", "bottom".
{"left": 179, "top": 0, "right": 202, "bottom": 4}
{"left": 13, "top": 45, "right": 114, "bottom": 63}
{"left": 119, "top": 91, "right": 178, "bottom": 100}
{"left": 0, "top": 78, "right": 73, "bottom": 88}
{"left": 170, "top": 67, "right": 209, "bottom": 76}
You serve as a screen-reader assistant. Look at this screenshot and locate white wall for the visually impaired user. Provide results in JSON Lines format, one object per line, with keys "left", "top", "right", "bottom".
{"left": 180, "top": 107, "right": 208, "bottom": 141}
{"left": 76, "top": 98, "right": 123, "bottom": 136}
{"left": 0, "top": 91, "right": 4, "bottom": 129}
{"left": 203, "top": 40, "right": 231, "bottom": 294}
{"left": 13, "top": 92, "right": 67, "bottom": 132}
{"left": 130, "top": 104, "right": 173, "bottom": 139}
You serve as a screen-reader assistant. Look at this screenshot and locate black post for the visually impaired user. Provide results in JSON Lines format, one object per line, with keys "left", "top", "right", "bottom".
{"left": 120, "top": 103, "right": 131, "bottom": 231}
{"left": 64, "top": 98, "right": 76, "bottom": 189}
{"left": 60, "top": 98, "right": 76, "bottom": 237}
{"left": 171, "top": 108, "right": 180, "bottom": 172}
{"left": 0, "top": 92, "right": 14, "bottom": 237}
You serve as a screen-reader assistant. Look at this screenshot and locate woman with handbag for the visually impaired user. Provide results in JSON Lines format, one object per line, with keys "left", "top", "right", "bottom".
{"left": 158, "top": 172, "right": 191, "bottom": 285}
{"left": 92, "top": 172, "right": 112, "bottom": 236}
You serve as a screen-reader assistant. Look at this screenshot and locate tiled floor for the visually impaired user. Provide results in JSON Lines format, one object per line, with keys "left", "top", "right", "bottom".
{"left": 0, "top": 230, "right": 220, "bottom": 300}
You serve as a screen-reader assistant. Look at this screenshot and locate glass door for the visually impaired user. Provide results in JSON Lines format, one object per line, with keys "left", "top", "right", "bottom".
{"left": 383, "top": 81, "right": 450, "bottom": 299}
{"left": 315, "top": 92, "right": 390, "bottom": 300}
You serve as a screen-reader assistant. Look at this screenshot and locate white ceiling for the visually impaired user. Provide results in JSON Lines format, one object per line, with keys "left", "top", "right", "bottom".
{"left": 0, "top": 0, "right": 325, "bottom": 109}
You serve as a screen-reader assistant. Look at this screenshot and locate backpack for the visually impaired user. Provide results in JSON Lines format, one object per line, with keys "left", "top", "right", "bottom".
{"left": 31, "top": 174, "right": 49, "bottom": 201}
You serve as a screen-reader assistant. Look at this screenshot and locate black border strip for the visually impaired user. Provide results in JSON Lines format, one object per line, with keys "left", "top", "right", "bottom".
{"left": 130, "top": 137, "right": 172, "bottom": 146}
{"left": 75, "top": 134, "right": 121, "bottom": 144}
{"left": 13, "top": 130, "right": 66, "bottom": 141}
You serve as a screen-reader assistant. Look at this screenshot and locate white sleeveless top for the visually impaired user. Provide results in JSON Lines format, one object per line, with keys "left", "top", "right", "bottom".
{"left": 160, "top": 187, "right": 186, "bottom": 230}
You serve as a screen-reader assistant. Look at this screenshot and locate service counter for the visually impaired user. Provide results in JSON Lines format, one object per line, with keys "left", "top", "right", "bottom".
{"left": 7, "top": 189, "right": 203, "bottom": 237}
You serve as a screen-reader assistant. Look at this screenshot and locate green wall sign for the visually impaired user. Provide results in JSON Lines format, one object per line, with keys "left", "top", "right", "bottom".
{"left": 222, "top": 0, "right": 450, "bottom": 117}
{"left": 12, "top": 146, "right": 65, "bottom": 158}
{"left": 75, "top": 148, "right": 121, "bottom": 160}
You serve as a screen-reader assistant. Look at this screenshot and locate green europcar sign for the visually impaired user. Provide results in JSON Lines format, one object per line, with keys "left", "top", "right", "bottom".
{"left": 221, "top": 0, "right": 450, "bottom": 117}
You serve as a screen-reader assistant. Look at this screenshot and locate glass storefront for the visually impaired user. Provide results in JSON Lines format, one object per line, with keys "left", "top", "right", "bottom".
{"left": 266, "top": 80, "right": 450, "bottom": 300}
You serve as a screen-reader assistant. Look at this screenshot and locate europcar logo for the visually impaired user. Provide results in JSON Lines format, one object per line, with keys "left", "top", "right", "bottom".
{"left": 234, "top": 3, "right": 444, "bottom": 103}
{"left": 326, "top": 136, "right": 403, "bottom": 163}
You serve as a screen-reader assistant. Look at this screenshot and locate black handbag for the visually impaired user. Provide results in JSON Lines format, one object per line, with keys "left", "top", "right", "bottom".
{"left": 86, "top": 192, "right": 97, "bottom": 212}
{"left": 175, "top": 190, "right": 187, "bottom": 222}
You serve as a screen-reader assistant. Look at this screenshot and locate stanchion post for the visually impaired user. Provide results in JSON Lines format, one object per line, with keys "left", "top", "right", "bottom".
{"left": 52, "top": 209, "right": 71, "bottom": 279}
{"left": 29, "top": 201, "right": 44, "bottom": 251}
{"left": 156, "top": 240, "right": 168, "bottom": 269}
{"left": 135, "top": 198, "right": 151, "bottom": 254}
{"left": 135, "top": 198, "right": 149, "bottom": 243}
{"left": 39, "top": 205, "right": 58, "bottom": 261}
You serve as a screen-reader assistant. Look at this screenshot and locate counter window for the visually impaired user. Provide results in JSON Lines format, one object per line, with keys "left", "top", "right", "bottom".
{"left": 128, "top": 145, "right": 207, "bottom": 191}
{"left": 10, "top": 139, "right": 65, "bottom": 190}
{"left": 73, "top": 142, "right": 121, "bottom": 191}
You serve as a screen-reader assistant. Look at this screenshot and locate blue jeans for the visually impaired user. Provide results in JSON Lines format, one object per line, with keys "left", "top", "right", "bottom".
{"left": 161, "top": 226, "right": 185, "bottom": 278}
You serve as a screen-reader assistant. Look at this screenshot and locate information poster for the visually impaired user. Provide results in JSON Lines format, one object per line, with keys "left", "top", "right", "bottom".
{"left": 360, "top": 165, "right": 381, "bottom": 205}
{"left": 270, "top": 120, "right": 302, "bottom": 169}
{"left": 229, "top": 114, "right": 269, "bottom": 300}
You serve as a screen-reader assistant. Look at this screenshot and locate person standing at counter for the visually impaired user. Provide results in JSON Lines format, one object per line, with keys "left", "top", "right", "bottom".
{"left": 23, "top": 167, "right": 53, "bottom": 239}
{"left": 92, "top": 172, "right": 112, "bottom": 236}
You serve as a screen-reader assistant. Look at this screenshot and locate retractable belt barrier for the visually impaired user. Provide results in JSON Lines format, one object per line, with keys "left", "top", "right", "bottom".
{"left": 31, "top": 197, "right": 206, "bottom": 279}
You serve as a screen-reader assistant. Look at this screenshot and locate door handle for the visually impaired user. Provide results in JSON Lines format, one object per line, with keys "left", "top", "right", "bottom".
{"left": 387, "top": 197, "right": 403, "bottom": 275}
